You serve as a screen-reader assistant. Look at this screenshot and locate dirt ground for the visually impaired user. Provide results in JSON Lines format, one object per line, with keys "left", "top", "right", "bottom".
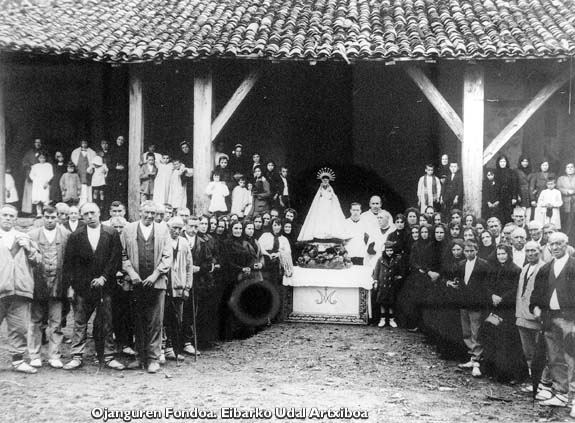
{"left": 0, "top": 321, "right": 570, "bottom": 423}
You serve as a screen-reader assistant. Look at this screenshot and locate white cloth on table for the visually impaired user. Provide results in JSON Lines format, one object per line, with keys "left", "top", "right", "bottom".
{"left": 283, "top": 265, "right": 373, "bottom": 289}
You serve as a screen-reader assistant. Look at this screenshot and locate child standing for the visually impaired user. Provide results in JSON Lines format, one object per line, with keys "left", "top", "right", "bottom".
{"left": 60, "top": 162, "right": 81, "bottom": 206}
{"left": 536, "top": 176, "right": 563, "bottom": 228}
{"left": 168, "top": 158, "right": 187, "bottom": 211}
{"left": 29, "top": 151, "right": 53, "bottom": 216}
{"left": 91, "top": 155, "right": 108, "bottom": 211}
{"left": 372, "top": 241, "right": 403, "bottom": 328}
{"left": 153, "top": 154, "right": 172, "bottom": 204}
{"left": 230, "top": 176, "right": 252, "bottom": 218}
{"left": 205, "top": 171, "right": 230, "bottom": 215}
{"left": 140, "top": 153, "right": 157, "bottom": 202}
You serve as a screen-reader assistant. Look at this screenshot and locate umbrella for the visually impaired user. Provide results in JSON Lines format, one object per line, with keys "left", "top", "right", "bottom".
{"left": 531, "top": 324, "right": 547, "bottom": 402}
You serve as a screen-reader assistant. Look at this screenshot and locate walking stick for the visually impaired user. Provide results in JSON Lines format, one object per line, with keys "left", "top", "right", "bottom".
{"left": 191, "top": 282, "right": 198, "bottom": 362}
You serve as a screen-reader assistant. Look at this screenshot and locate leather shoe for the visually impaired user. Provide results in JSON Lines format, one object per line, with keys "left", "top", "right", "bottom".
{"left": 471, "top": 365, "right": 482, "bottom": 378}
{"left": 535, "top": 387, "right": 554, "bottom": 401}
{"left": 458, "top": 360, "right": 476, "bottom": 369}
{"left": 126, "top": 359, "right": 142, "bottom": 370}
{"left": 12, "top": 361, "right": 38, "bottom": 374}
{"left": 147, "top": 361, "right": 160, "bottom": 374}
{"left": 105, "top": 359, "right": 125, "bottom": 370}
{"left": 540, "top": 394, "right": 567, "bottom": 407}
{"left": 48, "top": 359, "right": 64, "bottom": 369}
{"left": 30, "top": 358, "right": 42, "bottom": 368}
{"left": 183, "top": 344, "right": 201, "bottom": 355}
{"left": 63, "top": 358, "right": 83, "bottom": 370}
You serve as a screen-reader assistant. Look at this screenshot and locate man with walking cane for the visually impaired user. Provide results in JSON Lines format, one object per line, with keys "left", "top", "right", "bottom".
{"left": 164, "top": 217, "right": 193, "bottom": 363}
{"left": 530, "top": 232, "right": 575, "bottom": 415}
{"left": 121, "top": 201, "right": 172, "bottom": 374}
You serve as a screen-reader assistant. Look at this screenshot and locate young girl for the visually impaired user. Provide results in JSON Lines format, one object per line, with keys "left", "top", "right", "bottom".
{"left": 139, "top": 153, "right": 157, "bottom": 202}
{"left": 153, "top": 154, "right": 172, "bottom": 204}
{"left": 91, "top": 155, "right": 108, "bottom": 210}
{"left": 230, "top": 176, "right": 252, "bottom": 218}
{"left": 168, "top": 158, "right": 187, "bottom": 211}
{"left": 60, "top": 162, "right": 81, "bottom": 205}
{"left": 205, "top": 171, "right": 229, "bottom": 215}
{"left": 29, "top": 151, "right": 53, "bottom": 216}
{"left": 536, "top": 176, "right": 563, "bottom": 228}
{"left": 372, "top": 241, "right": 403, "bottom": 328}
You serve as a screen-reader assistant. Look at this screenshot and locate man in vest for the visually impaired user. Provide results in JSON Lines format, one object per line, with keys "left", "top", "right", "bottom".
{"left": 121, "top": 201, "right": 172, "bottom": 373}
{"left": 28, "top": 206, "right": 71, "bottom": 369}
{"left": 531, "top": 232, "right": 575, "bottom": 413}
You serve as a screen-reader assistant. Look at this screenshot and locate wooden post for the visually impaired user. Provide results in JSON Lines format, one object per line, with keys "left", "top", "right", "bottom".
{"left": 193, "top": 69, "right": 213, "bottom": 215}
{"left": 0, "top": 78, "right": 5, "bottom": 208}
{"left": 128, "top": 70, "right": 144, "bottom": 220}
{"left": 462, "top": 65, "right": 484, "bottom": 217}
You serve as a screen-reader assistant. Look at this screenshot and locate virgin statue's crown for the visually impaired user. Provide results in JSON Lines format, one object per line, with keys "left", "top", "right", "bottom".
{"left": 316, "top": 167, "right": 336, "bottom": 181}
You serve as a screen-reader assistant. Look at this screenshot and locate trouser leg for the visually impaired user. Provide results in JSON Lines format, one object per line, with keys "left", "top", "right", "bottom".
{"left": 3, "top": 297, "right": 31, "bottom": 363}
{"left": 545, "top": 318, "right": 569, "bottom": 394}
{"left": 92, "top": 293, "right": 116, "bottom": 360}
{"left": 518, "top": 325, "right": 539, "bottom": 371}
{"left": 46, "top": 299, "right": 63, "bottom": 360}
{"left": 28, "top": 300, "right": 46, "bottom": 360}
{"left": 70, "top": 295, "right": 96, "bottom": 359}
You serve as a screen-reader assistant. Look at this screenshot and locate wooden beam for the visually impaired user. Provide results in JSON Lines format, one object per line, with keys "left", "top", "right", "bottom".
{"left": 128, "top": 70, "right": 144, "bottom": 220}
{"left": 211, "top": 70, "right": 260, "bottom": 141}
{"left": 406, "top": 66, "right": 464, "bottom": 142}
{"left": 483, "top": 69, "right": 572, "bottom": 165}
{"left": 0, "top": 79, "right": 5, "bottom": 208}
{"left": 193, "top": 69, "right": 213, "bottom": 216}
{"left": 462, "top": 65, "right": 485, "bottom": 217}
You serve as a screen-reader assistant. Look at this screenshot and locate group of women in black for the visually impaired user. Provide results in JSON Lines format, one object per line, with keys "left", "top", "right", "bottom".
{"left": 387, "top": 207, "right": 528, "bottom": 383}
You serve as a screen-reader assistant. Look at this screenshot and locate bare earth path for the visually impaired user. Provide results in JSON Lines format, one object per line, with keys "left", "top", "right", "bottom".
{"left": 0, "top": 323, "right": 568, "bottom": 422}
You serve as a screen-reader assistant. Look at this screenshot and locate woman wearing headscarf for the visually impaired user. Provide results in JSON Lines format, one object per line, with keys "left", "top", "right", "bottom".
{"left": 478, "top": 230, "right": 496, "bottom": 261}
{"left": 516, "top": 156, "right": 533, "bottom": 219}
{"left": 480, "top": 243, "right": 527, "bottom": 382}
{"left": 494, "top": 155, "right": 519, "bottom": 224}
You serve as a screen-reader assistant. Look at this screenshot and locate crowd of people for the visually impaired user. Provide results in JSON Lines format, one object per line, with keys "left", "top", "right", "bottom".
{"left": 3, "top": 140, "right": 575, "bottom": 417}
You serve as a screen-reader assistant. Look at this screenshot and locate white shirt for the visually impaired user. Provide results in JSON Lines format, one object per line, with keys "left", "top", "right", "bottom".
{"left": 69, "top": 220, "right": 78, "bottom": 232}
{"left": 550, "top": 254, "right": 569, "bottom": 310}
{"left": 43, "top": 227, "right": 56, "bottom": 244}
{"left": 139, "top": 222, "right": 153, "bottom": 241}
{"left": 512, "top": 248, "right": 526, "bottom": 269}
{"left": 281, "top": 176, "right": 289, "bottom": 196}
{"left": 0, "top": 228, "right": 17, "bottom": 249}
{"left": 464, "top": 258, "right": 477, "bottom": 285}
{"left": 344, "top": 217, "right": 367, "bottom": 258}
{"left": 87, "top": 225, "right": 101, "bottom": 252}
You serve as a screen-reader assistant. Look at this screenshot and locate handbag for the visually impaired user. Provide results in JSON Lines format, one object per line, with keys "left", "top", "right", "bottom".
{"left": 485, "top": 312, "right": 503, "bottom": 326}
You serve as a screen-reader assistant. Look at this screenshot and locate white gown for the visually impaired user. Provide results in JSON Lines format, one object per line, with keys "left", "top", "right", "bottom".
{"left": 153, "top": 161, "right": 172, "bottom": 204}
{"left": 297, "top": 183, "right": 349, "bottom": 242}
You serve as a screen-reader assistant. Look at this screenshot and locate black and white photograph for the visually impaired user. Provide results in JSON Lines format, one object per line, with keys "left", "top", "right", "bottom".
{"left": 1, "top": 0, "right": 575, "bottom": 421}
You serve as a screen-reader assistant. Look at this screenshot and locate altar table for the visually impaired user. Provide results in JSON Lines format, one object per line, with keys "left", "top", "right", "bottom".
{"left": 282, "top": 265, "right": 372, "bottom": 325}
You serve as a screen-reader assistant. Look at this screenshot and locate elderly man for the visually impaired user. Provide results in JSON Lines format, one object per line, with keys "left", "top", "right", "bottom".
{"left": 121, "top": 201, "right": 172, "bottom": 373}
{"left": 63, "top": 203, "right": 124, "bottom": 370}
{"left": 364, "top": 212, "right": 396, "bottom": 268}
{"left": 0, "top": 205, "right": 41, "bottom": 373}
{"left": 361, "top": 195, "right": 394, "bottom": 239}
{"left": 516, "top": 240, "right": 547, "bottom": 393}
{"left": 511, "top": 227, "right": 528, "bottom": 268}
{"left": 512, "top": 207, "right": 527, "bottom": 231}
{"left": 531, "top": 232, "right": 575, "bottom": 412}
{"left": 529, "top": 220, "right": 544, "bottom": 246}
{"left": 28, "top": 206, "right": 71, "bottom": 369}
{"left": 164, "top": 217, "right": 193, "bottom": 360}
{"left": 102, "top": 201, "right": 126, "bottom": 226}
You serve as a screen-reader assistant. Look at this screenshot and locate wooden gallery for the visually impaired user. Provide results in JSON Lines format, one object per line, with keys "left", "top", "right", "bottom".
{"left": 0, "top": 0, "right": 574, "bottom": 219}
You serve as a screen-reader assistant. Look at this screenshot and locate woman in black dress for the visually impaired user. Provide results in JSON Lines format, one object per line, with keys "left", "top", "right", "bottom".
{"left": 494, "top": 155, "right": 519, "bottom": 224}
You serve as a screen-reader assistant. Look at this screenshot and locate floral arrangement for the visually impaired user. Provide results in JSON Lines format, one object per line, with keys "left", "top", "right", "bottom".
{"left": 297, "top": 243, "right": 352, "bottom": 269}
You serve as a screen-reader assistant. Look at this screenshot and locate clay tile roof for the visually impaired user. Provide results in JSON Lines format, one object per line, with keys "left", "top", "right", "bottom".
{"left": 0, "top": 0, "right": 574, "bottom": 63}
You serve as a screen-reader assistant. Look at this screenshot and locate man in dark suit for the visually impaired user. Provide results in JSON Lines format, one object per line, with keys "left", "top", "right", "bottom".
{"left": 442, "top": 161, "right": 463, "bottom": 212}
{"left": 277, "top": 166, "right": 291, "bottom": 211}
{"left": 181, "top": 215, "right": 214, "bottom": 355}
{"left": 63, "top": 203, "right": 124, "bottom": 370}
{"left": 447, "top": 239, "right": 491, "bottom": 377}
{"left": 530, "top": 232, "right": 575, "bottom": 412}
